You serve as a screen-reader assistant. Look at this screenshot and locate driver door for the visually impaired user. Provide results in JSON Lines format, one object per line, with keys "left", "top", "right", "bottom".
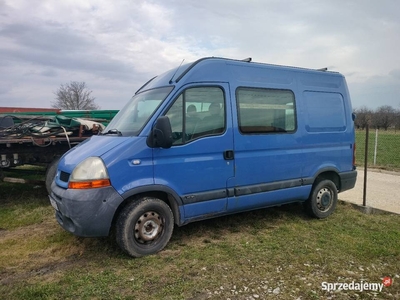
{"left": 152, "top": 84, "right": 234, "bottom": 220}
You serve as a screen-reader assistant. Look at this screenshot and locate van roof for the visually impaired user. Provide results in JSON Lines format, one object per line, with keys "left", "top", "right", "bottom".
{"left": 136, "top": 57, "right": 341, "bottom": 94}
{"left": 175, "top": 57, "right": 337, "bottom": 83}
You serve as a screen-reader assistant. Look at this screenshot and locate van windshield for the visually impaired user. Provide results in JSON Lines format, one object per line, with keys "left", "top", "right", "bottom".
{"left": 104, "top": 86, "right": 173, "bottom": 136}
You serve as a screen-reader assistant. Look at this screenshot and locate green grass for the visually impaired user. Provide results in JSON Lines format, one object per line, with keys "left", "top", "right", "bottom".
{"left": 0, "top": 179, "right": 399, "bottom": 299}
{"left": 356, "top": 129, "right": 400, "bottom": 170}
{"left": 1, "top": 165, "right": 46, "bottom": 180}
{"left": 0, "top": 181, "right": 49, "bottom": 229}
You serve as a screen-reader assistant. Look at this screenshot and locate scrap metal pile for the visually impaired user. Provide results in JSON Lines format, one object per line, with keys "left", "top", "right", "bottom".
{"left": 0, "top": 113, "right": 110, "bottom": 168}
{"left": 0, "top": 114, "right": 105, "bottom": 140}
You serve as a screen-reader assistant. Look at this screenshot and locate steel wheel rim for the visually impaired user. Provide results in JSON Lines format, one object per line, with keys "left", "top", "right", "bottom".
{"left": 316, "top": 187, "right": 333, "bottom": 212}
{"left": 134, "top": 211, "right": 163, "bottom": 244}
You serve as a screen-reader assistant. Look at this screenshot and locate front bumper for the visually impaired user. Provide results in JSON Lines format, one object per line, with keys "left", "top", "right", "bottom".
{"left": 49, "top": 181, "right": 124, "bottom": 237}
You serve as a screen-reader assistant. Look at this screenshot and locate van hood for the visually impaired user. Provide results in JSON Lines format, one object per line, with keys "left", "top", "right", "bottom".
{"left": 59, "top": 136, "right": 133, "bottom": 174}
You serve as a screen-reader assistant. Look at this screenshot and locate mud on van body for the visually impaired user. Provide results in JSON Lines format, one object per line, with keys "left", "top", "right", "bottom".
{"left": 49, "top": 57, "right": 357, "bottom": 257}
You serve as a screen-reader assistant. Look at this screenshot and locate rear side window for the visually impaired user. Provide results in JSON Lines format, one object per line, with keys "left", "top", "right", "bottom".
{"left": 303, "top": 91, "right": 346, "bottom": 132}
{"left": 236, "top": 87, "right": 296, "bottom": 134}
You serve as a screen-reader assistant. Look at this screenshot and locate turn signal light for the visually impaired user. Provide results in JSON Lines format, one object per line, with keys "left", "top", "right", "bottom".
{"left": 68, "top": 179, "right": 111, "bottom": 189}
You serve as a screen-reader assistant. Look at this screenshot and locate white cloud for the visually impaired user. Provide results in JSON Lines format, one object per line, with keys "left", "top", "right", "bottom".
{"left": 0, "top": 0, "right": 399, "bottom": 109}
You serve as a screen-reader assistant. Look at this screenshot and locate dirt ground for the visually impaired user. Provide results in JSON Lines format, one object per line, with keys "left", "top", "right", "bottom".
{"left": 0, "top": 214, "right": 91, "bottom": 287}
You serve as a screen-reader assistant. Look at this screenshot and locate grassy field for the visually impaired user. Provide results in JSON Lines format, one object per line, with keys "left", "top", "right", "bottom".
{"left": 356, "top": 129, "right": 400, "bottom": 171}
{"left": 0, "top": 180, "right": 399, "bottom": 299}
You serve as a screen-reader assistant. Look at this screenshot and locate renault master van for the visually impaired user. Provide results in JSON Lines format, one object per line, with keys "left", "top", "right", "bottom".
{"left": 49, "top": 57, "right": 357, "bottom": 257}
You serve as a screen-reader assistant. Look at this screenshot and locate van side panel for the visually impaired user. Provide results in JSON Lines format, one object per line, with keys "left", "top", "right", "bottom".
{"left": 299, "top": 79, "right": 355, "bottom": 181}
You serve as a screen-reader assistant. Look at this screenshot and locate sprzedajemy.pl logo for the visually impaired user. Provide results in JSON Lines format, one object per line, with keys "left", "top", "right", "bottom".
{"left": 321, "top": 277, "right": 393, "bottom": 293}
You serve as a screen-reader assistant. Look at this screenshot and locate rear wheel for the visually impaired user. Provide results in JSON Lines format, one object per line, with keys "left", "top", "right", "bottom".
{"left": 116, "top": 197, "right": 174, "bottom": 257}
{"left": 305, "top": 179, "right": 338, "bottom": 219}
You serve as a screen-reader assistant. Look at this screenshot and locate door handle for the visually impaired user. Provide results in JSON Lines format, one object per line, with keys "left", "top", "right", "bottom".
{"left": 224, "top": 150, "right": 234, "bottom": 160}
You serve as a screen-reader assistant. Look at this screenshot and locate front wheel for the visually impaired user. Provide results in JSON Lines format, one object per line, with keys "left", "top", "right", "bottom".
{"left": 305, "top": 179, "right": 338, "bottom": 219}
{"left": 45, "top": 157, "right": 60, "bottom": 195}
{"left": 116, "top": 197, "right": 174, "bottom": 257}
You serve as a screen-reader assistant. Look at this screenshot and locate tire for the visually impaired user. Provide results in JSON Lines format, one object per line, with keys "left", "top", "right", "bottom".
{"left": 45, "top": 157, "right": 60, "bottom": 195}
{"left": 116, "top": 197, "right": 174, "bottom": 257}
{"left": 305, "top": 179, "right": 338, "bottom": 219}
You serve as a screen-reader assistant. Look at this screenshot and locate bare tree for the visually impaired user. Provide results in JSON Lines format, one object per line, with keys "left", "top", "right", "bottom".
{"left": 372, "top": 105, "right": 396, "bottom": 130}
{"left": 354, "top": 106, "right": 372, "bottom": 129}
{"left": 52, "top": 81, "right": 100, "bottom": 110}
{"left": 394, "top": 109, "right": 400, "bottom": 132}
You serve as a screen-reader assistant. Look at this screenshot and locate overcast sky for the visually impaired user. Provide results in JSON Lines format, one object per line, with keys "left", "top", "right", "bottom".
{"left": 0, "top": 0, "right": 399, "bottom": 111}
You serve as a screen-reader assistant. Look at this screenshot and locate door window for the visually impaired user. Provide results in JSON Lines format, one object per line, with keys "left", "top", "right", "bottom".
{"left": 165, "top": 86, "right": 225, "bottom": 144}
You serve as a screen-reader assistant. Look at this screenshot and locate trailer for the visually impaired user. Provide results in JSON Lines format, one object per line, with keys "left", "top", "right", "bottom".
{"left": 0, "top": 109, "right": 118, "bottom": 192}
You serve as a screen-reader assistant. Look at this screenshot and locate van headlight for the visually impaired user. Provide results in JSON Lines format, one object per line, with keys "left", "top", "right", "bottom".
{"left": 68, "top": 157, "right": 111, "bottom": 189}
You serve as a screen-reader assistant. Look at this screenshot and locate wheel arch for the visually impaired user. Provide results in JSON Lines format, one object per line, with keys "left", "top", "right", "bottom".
{"left": 112, "top": 185, "right": 183, "bottom": 229}
{"left": 312, "top": 168, "right": 341, "bottom": 190}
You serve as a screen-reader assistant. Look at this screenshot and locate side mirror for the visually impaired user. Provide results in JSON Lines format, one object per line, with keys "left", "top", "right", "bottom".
{"left": 147, "top": 116, "right": 173, "bottom": 149}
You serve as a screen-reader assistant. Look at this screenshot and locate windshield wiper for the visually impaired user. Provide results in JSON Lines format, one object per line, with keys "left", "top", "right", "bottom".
{"left": 103, "top": 129, "right": 122, "bottom": 136}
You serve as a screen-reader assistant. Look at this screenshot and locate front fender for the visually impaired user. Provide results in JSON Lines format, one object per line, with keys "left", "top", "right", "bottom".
{"left": 120, "top": 184, "right": 183, "bottom": 226}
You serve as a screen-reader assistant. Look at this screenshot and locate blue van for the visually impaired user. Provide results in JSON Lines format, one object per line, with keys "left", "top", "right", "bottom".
{"left": 49, "top": 57, "right": 357, "bottom": 257}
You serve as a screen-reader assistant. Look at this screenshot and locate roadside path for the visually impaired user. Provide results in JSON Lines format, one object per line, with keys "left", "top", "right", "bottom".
{"left": 339, "top": 168, "right": 400, "bottom": 214}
